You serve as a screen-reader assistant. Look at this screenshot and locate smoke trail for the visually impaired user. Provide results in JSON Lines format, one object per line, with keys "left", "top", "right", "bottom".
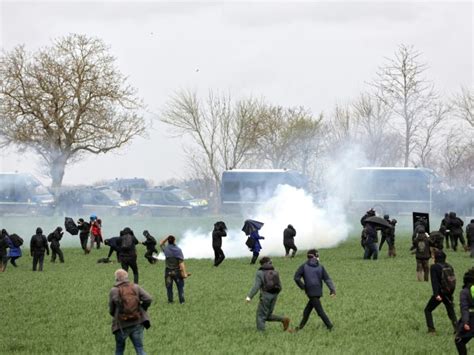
{"left": 179, "top": 184, "right": 352, "bottom": 259}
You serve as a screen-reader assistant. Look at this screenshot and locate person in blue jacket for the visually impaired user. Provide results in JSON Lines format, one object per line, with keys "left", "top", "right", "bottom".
{"left": 294, "top": 249, "right": 336, "bottom": 331}
{"left": 5, "top": 230, "right": 22, "bottom": 267}
{"left": 250, "top": 230, "right": 264, "bottom": 265}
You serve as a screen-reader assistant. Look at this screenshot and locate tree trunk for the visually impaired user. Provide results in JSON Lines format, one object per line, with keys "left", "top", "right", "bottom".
{"left": 50, "top": 154, "right": 68, "bottom": 196}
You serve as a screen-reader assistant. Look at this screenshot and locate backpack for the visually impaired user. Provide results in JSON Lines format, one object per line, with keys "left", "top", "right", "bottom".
{"left": 10, "top": 234, "right": 23, "bottom": 247}
{"left": 117, "top": 283, "right": 141, "bottom": 321}
{"left": 440, "top": 263, "right": 456, "bottom": 295}
{"left": 417, "top": 238, "right": 427, "bottom": 253}
{"left": 262, "top": 269, "right": 282, "bottom": 294}
{"left": 121, "top": 234, "right": 134, "bottom": 251}
{"left": 245, "top": 237, "right": 255, "bottom": 250}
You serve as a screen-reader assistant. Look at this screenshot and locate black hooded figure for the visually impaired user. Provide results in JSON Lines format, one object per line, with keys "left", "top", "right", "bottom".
{"left": 454, "top": 267, "right": 474, "bottom": 355}
{"left": 30, "top": 227, "right": 49, "bottom": 271}
{"left": 283, "top": 224, "right": 297, "bottom": 257}
{"left": 447, "top": 212, "right": 466, "bottom": 252}
{"left": 47, "top": 226, "right": 64, "bottom": 263}
{"left": 117, "top": 227, "right": 139, "bottom": 284}
{"left": 212, "top": 221, "right": 227, "bottom": 267}
{"left": 142, "top": 230, "right": 158, "bottom": 264}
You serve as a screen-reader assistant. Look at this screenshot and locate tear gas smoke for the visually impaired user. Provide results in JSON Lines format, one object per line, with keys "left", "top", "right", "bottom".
{"left": 179, "top": 184, "right": 352, "bottom": 259}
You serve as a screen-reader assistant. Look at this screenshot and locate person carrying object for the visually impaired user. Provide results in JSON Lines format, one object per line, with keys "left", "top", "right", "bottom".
{"left": 117, "top": 227, "right": 140, "bottom": 284}
{"left": 160, "top": 235, "right": 190, "bottom": 304}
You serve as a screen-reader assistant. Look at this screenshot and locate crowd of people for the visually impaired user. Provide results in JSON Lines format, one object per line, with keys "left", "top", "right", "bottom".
{"left": 0, "top": 211, "right": 473, "bottom": 355}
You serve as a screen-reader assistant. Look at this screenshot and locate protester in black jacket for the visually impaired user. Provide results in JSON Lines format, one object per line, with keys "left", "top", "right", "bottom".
{"left": 30, "top": 227, "right": 49, "bottom": 271}
{"left": 47, "top": 227, "right": 64, "bottom": 263}
{"left": 283, "top": 224, "right": 297, "bottom": 258}
{"left": 142, "top": 230, "right": 158, "bottom": 264}
{"left": 212, "top": 221, "right": 227, "bottom": 267}
{"left": 448, "top": 212, "right": 466, "bottom": 252}
{"left": 440, "top": 213, "right": 451, "bottom": 249}
{"left": 104, "top": 237, "right": 120, "bottom": 262}
{"left": 294, "top": 249, "right": 336, "bottom": 331}
{"left": 77, "top": 218, "right": 91, "bottom": 254}
{"left": 424, "top": 250, "right": 457, "bottom": 333}
{"left": 466, "top": 219, "right": 474, "bottom": 258}
{"left": 117, "top": 227, "right": 139, "bottom": 284}
{"left": 363, "top": 223, "right": 378, "bottom": 260}
{"left": 0, "top": 230, "right": 9, "bottom": 272}
{"left": 454, "top": 268, "right": 474, "bottom": 355}
{"left": 411, "top": 226, "right": 431, "bottom": 282}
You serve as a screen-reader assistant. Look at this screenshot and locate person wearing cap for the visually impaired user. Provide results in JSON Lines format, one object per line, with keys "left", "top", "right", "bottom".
{"left": 293, "top": 249, "right": 336, "bottom": 331}
{"left": 454, "top": 267, "right": 474, "bottom": 354}
{"left": 283, "top": 224, "right": 297, "bottom": 258}
{"left": 109, "top": 269, "right": 152, "bottom": 355}
{"left": 77, "top": 218, "right": 91, "bottom": 254}
{"left": 245, "top": 256, "right": 290, "bottom": 332}
{"left": 424, "top": 250, "right": 457, "bottom": 334}
{"left": 30, "top": 227, "right": 49, "bottom": 271}
{"left": 411, "top": 225, "right": 431, "bottom": 282}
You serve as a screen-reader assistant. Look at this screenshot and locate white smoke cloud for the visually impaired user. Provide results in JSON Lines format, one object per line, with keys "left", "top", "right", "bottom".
{"left": 179, "top": 184, "right": 352, "bottom": 259}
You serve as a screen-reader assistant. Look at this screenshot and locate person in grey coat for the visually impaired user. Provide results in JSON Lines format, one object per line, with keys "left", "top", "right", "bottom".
{"left": 294, "top": 249, "right": 336, "bottom": 331}
{"left": 246, "top": 257, "right": 290, "bottom": 332}
{"left": 109, "top": 269, "right": 152, "bottom": 355}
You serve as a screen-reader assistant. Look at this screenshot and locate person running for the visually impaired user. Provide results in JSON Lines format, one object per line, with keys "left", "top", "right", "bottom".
{"left": 142, "top": 230, "right": 158, "bottom": 264}
{"left": 454, "top": 267, "right": 474, "bottom": 355}
{"left": 424, "top": 250, "right": 457, "bottom": 334}
{"left": 245, "top": 256, "right": 290, "bottom": 332}
{"left": 160, "top": 235, "right": 189, "bottom": 304}
{"left": 294, "top": 249, "right": 336, "bottom": 331}
{"left": 109, "top": 269, "right": 152, "bottom": 355}
{"left": 212, "top": 221, "right": 227, "bottom": 267}
{"left": 30, "top": 227, "right": 49, "bottom": 272}
{"left": 117, "top": 227, "right": 139, "bottom": 284}
{"left": 283, "top": 224, "right": 297, "bottom": 258}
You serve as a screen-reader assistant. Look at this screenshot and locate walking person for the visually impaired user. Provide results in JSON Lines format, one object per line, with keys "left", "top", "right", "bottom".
{"left": 109, "top": 269, "right": 152, "bottom": 355}
{"left": 6, "top": 230, "right": 23, "bottom": 267}
{"left": 454, "top": 267, "right": 474, "bottom": 355}
{"left": 293, "top": 249, "right": 336, "bottom": 331}
{"left": 142, "top": 230, "right": 158, "bottom": 265}
{"left": 90, "top": 215, "right": 103, "bottom": 250}
{"left": 411, "top": 225, "right": 431, "bottom": 282}
{"left": 424, "top": 250, "right": 457, "bottom": 334}
{"left": 117, "top": 227, "right": 139, "bottom": 284}
{"left": 48, "top": 227, "right": 65, "bottom": 263}
{"left": 77, "top": 218, "right": 91, "bottom": 254}
{"left": 283, "top": 224, "right": 297, "bottom": 258}
{"left": 249, "top": 230, "right": 264, "bottom": 265}
{"left": 160, "top": 235, "right": 189, "bottom": 304}
{"left": 362, "top": 223, "right": 378, "bottom": 260}
{"left": 30, "top": 227, "right": 49, "bottom": 271}
{"left": 245, "top": 256, "right": 290, "bottom": 332}
{"left": 448, "top": 212, "right": 466, "bottom": 252}
{"left": 212, "top": 221, "right": 227, "bottom": 267}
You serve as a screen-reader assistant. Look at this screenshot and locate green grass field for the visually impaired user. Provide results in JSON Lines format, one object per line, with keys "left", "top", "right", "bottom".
{"left": 0, "top": 231, "right": 472, "bottom": 354}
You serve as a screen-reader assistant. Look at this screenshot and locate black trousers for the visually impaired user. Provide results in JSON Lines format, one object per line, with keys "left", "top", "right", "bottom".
{"left": 51, "top": 245, "right": 64, "bottom": 263}
{"left": 213, "top": 246, "right": 225, "bottom": 266}
{"left": 284, "top": 242, "right": 297, "bottom": 257}
{"left": 79, "top": 234, "right": 88, "bottom": 252}
{"left": 424, "top": 295, "right": 457, "bottom": 331}
{"left": 32, "top": 253, "right": 45, "bottom": 271}
{"left": 299, "top": 296, "right": 333, "bottom": 329}
{"left": 121, "top": 256, "right": 139, "bottom": 284}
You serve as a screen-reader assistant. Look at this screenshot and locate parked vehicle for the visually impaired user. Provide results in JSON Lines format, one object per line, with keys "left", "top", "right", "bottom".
{"left": 56, "top": 186, "right": 137, "bottom": 216}
{"left": 0, "top": 172, "right": 54, "bottom": 216}
{"left": 105, "top": 177, "right": 149, "bottom": 200}
{"left": 137, "top": 186, "right": 208, "bottom": 217}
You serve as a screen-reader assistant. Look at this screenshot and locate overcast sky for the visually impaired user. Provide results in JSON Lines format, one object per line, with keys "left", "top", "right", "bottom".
{"left": 0, "top": 1, "right": 472, "bottom": 186}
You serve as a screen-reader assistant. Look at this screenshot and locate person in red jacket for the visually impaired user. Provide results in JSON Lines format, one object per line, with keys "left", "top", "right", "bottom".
{"left": 89, "top": 214, "right": 103, "bottom": 250}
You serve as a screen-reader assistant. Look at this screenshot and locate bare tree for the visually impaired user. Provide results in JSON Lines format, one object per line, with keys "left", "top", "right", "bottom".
{"left": 353, "top": 93, "right": 402, "bottom": 166}
{"left": 453, "top": 86, "right": 473, "bottom": 128}
{"left": 372, "top": 44, "right": 436, "bottom": 167}
{"left": 160, "top": 90, "right": 262, "bottom": 197}
{"left": 0, "top": 34, "right": 146, "bottom": 191}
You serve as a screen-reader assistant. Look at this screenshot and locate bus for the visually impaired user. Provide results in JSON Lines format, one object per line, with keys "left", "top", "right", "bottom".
{"left": 349, "top": 167, "right": 439, "bottom": 216}
{"left": 220, "top": 169, "right": 308, "bottom": 214}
